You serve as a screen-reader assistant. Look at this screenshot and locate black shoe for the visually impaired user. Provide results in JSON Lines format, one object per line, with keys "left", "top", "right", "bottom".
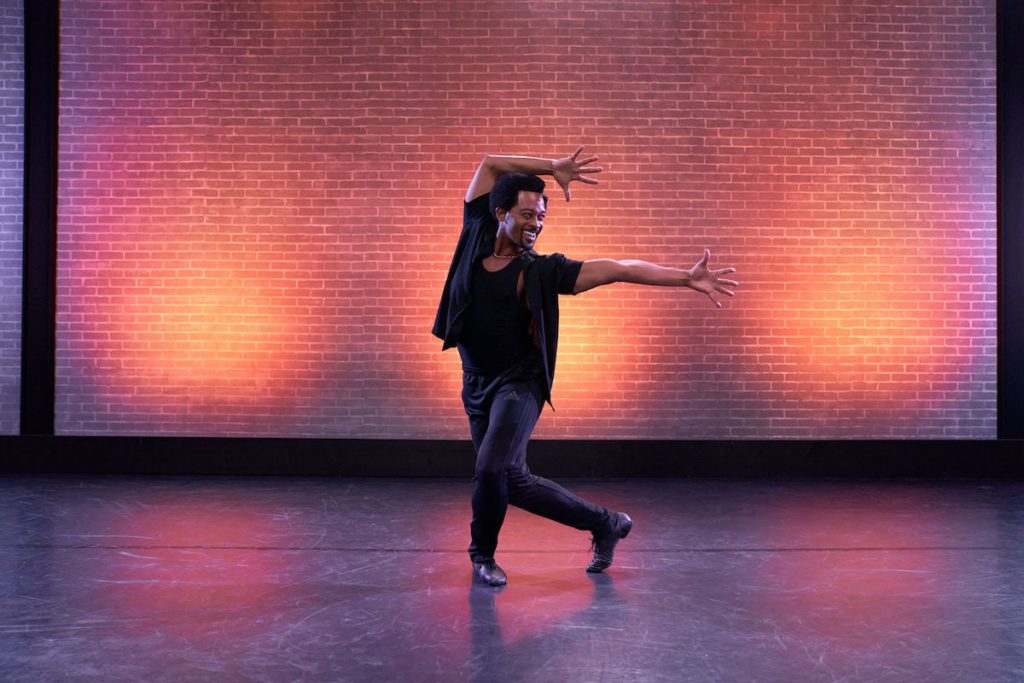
{"left": 472, "top": 559, "right": 507, "bottom": 586}
{"left": 586, "top": 512, "right": 632, "bottom": 573}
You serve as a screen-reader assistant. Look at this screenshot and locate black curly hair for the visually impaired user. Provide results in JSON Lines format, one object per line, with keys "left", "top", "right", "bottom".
{"left": 489, "top": 172, "right": 550, "bottom": 220}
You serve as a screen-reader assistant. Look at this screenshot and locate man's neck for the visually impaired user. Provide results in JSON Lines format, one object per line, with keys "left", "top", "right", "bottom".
{"left": 493, "top": 234, "right": 525, "bottom": 259}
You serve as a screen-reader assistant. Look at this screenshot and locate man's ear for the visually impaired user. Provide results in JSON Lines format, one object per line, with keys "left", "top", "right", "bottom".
{"left": 495, "top": 207, "right": 507, "bottom": 223}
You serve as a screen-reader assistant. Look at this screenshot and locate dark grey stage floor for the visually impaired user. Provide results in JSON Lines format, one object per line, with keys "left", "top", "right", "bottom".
{"left": 0, "top": 475, "right": 1021, "bottom": 682}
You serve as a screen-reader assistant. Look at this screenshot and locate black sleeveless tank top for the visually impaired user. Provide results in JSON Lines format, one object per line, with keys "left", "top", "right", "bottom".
{"left": 456, "top": 257, "right": 537, "bottom": 375}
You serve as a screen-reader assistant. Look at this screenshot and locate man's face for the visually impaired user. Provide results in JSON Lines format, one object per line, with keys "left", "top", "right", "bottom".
{"left": 496, "top": 191, "right": 546, "bottom": 250}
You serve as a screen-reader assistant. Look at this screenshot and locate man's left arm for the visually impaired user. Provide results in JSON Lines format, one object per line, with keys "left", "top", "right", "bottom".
{"left": 573, "top": 249, "right": 739, "bottom": 308}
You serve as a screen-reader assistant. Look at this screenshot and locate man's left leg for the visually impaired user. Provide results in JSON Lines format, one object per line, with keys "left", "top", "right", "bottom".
{"left": 506, "top": 376, "right": 633, "bottom": 572}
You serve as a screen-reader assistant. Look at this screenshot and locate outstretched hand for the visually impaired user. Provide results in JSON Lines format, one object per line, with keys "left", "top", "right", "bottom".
{"left": 687, "top": 249, "right": 739, "bottom": 308}
{"left": 552, "top": 146, "right": 602, "bottom": 201}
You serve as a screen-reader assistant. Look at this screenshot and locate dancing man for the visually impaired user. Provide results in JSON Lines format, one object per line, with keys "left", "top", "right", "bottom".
{"left": 432, "top": 147, "right": 738, "bottom": 586}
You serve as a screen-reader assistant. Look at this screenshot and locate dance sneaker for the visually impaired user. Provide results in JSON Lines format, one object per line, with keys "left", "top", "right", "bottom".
{"left": 586, "top": 512, "right": 632, "bottom": 573}
{"left": 472, "top": 559, "right": 507, "bottom": 587}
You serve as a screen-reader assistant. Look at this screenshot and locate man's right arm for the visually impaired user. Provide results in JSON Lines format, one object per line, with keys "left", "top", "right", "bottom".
{"left": 465, "top": 148, "right": 602, "bottom": 203}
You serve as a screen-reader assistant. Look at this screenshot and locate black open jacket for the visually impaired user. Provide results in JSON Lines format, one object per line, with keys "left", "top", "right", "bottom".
{"left": 432, "top": 193, "right": 583, "bottom": 411}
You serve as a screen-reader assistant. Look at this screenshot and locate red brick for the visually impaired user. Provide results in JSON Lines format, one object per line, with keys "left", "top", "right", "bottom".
{"left": 50, "top": 0, "right": 996, "bottom": 439}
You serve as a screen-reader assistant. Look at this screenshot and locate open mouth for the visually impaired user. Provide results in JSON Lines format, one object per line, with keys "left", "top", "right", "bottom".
{"left": 523, "top": 230, "right": 538, "bottom": 240}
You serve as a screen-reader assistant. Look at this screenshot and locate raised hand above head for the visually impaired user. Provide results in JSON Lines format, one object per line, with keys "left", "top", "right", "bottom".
{"left": 551, "top": 146, "right": 602, "bottom": 202}
{"left": 465, "top": 146, "right": 603, "bottom": 204}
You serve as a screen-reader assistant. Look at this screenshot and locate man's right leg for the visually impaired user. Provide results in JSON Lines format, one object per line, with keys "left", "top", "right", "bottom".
{"left": 466, "top": 379, "right": 544, "bottom": 567}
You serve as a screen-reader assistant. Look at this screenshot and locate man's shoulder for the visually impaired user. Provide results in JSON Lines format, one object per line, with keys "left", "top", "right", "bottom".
{"left": 465, "top": 192, "right": 491, "bottom": 215}
{"left": 464, "top": 192, "right": 494, "bottom": 227}
{"left": 526, "top": 252, "right": 584, "bottom": 295}
{"left": 527, "top": 251, "right": 571, "bottom": 264}
{"left": 523, "top": 251, "right": 576, "bottom": 277}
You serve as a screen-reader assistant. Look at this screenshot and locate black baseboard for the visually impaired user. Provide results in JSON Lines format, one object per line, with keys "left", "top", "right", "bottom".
{"left": 0, "top": 436, "right": 1020, "bottom": 478}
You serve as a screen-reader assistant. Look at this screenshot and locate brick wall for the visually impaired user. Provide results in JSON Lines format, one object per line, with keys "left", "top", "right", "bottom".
{"left": 56, "top": 0, "right": 996, "bottom": 438}
{"left": 0, "top": 2, "right": 23, "bottom": 435}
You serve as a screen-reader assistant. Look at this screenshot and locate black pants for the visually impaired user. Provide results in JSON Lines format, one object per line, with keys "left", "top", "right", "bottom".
{"left": 462, "top": 361, "right": 612, "bottom": 563}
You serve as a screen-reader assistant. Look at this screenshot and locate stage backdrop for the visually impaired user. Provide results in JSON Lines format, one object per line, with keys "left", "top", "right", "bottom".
{"left": 0, "top": 1, "right": 23, "bottom": 436}
{"left": 56, "top": 0, "right": 995, "bottom": 439}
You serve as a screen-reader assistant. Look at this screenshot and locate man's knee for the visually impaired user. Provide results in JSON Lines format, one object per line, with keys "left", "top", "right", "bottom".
{"left": 474, "top": 448, "right": 507, "bottom": 485}
{"left": 506, "top": 465, "right": 536, "bottom": 497}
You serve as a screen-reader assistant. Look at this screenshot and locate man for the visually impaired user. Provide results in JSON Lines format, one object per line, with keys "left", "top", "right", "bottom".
{"left": 433, "top": 147, "right": 738, "bottom": 587}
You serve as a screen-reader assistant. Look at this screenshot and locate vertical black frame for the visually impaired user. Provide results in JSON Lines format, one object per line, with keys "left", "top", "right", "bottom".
{"left": 20, "top": 0, "right": 59, "bottom": 435}
{"left": 998, "top": 0, "right": 1023, "bottom": 438}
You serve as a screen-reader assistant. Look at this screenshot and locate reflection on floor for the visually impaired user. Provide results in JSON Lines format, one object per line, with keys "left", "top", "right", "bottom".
{"left": 0, "top": 475, "right": 1021, "bottom": 681}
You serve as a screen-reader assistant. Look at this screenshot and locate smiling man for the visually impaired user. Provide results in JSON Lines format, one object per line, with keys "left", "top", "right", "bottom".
{"left": 433, "top": 147, "right": 738, "bottom": 587}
